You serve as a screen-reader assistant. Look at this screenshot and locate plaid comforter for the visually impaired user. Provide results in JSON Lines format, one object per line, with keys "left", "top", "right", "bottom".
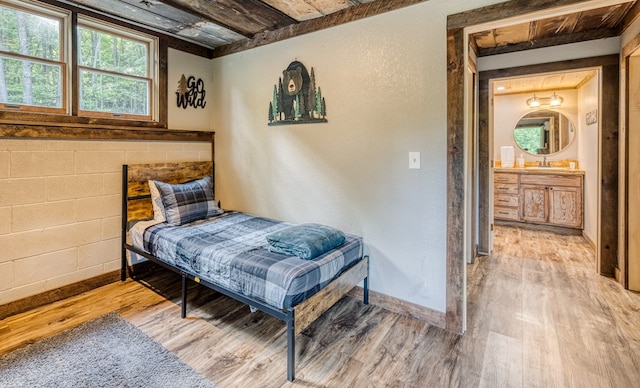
{"left": 143, "top": 211, "right": 363, "bottom": 309}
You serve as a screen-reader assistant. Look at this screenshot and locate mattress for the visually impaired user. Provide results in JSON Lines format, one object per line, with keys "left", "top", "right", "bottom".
{"left": 130, "top": 211, "right": 363, "bottom": 309}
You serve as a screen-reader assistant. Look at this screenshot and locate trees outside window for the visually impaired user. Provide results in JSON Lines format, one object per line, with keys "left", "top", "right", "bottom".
{"left": 77, "top": 20, "right": 153, "bottom": 119}
{"left": 0, "top": 1, "right": 64, "bottom": 112}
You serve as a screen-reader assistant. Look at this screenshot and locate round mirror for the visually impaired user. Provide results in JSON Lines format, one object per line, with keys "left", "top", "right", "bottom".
{"left": 513, "top": 110, "right": 575, "bottom": 155}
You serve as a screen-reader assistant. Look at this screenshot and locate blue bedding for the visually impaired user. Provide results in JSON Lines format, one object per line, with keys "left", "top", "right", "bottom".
{"left": 142, "top": 211, "right": 363, "bottom": 309}
{"left": 266, "top": 223, "right": 346, "bottom": 260}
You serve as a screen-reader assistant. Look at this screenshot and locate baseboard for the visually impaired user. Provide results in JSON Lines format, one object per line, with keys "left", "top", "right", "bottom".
{"left": 348, "top": 286, "right": 446, "bottom": 328}
{"left": 496, "top": 220, "right": 582, "bottom": 235}
{"left": 582, "top": 231, "right": 596, "bottom": 250}
{"left": 0, "top": 271, "right": 121, "bottom": 320}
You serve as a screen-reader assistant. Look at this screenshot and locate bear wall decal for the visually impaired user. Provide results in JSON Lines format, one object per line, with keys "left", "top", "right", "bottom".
{"left": 268, "top": 61, "right": 327, "bottom": 126}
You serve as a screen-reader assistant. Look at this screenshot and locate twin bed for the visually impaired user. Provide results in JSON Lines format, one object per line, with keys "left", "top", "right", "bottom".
{"left": 121, "top": 161, "right": 369, "bottom": 382}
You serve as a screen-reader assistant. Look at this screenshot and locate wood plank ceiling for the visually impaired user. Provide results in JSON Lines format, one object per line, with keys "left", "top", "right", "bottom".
{"left": 470, "top": 1, "right": 637, "bottom": 56}
{"left": 63, "top": 0, "right": 378, "bottom": 54}
{"left": 58, "top": 0, "right": 638, "bottom": 58}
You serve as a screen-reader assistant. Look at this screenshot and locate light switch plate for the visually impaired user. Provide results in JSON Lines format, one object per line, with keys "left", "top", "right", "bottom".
{"left": 409, "top": 152, "right": 420, "bottom": 169}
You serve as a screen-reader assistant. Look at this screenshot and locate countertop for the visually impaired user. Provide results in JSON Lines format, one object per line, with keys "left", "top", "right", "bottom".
{"left": 494, "top": 167, "right": 585, "bottom": 175}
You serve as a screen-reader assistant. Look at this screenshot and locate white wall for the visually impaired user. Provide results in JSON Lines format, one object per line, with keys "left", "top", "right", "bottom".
{"left": 210, "top": 0, "right": 504, "bottom": 313}
{"left": 0, "top": 51, "right": 214, "bottom": 305}
{"left": 493, "top": 91, "right": 579, "bottom": 163}
{"left": 168, "top": 49, "right": 214, "bottom": 131}
{"left": 578, "top": 74, "right": 600, "bottom": 243}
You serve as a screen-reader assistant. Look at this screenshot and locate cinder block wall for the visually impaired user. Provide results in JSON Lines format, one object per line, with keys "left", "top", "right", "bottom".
{"left": 0, "top": 138, "right": 211, "bottom": 304}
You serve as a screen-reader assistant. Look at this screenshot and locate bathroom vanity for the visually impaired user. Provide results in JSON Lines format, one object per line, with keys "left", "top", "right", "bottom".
{"left": 494, "top": 168, "right": 584, "bottom": 230}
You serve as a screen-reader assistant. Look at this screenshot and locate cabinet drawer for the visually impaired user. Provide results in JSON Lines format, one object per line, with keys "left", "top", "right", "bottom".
{"left": 494, "top": 173, "right": 518, "bottom": 184}
{"left": 494, "top": 206, "right": 519, "bottom": 220}
{"left": 495, "top": 183, "right": 518, "bottom": 195}
{"left": 520, "top": 174, "right": 582, "bottom": 187}
{"left": 495, "top": 194, "right": 519, "bottom": 207}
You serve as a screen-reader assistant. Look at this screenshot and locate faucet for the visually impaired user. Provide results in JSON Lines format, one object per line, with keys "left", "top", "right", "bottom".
{"left": 538, "top": 156, "right": 550, "bottom": 167}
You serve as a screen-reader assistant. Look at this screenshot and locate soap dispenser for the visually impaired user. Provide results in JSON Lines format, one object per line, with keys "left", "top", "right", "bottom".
{"left": 517, "top": 154, "right": 525, "bottom": 168}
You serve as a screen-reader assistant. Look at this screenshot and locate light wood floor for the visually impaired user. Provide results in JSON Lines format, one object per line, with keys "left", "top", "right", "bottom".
{"left": 2, "top": 226, "right": 640, "bottom": 387}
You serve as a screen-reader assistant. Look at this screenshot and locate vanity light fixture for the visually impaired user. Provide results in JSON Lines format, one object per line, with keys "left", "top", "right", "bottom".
{"left": 526, "top": 94, "right": 540, "bottom": 108}
{"left": 549, "top": 92, "right": 564, "bottom": 107}
{"left": 526, "top": 92, "right": 563, "bottom": 108}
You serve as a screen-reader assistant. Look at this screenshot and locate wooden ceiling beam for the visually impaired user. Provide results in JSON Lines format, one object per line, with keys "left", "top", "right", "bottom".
{"left": 213, "top": 0, "right": 428, "bottom": 58}
{"left": 161, "top": 0, "right": 298, "bottom": 38}
{"left": 448, "top": 0, "right": 596, "bottom": 30}
{"left": 477, "top": 27, "right": 619, "bottom": 57}
{"left": 621, "top": 0, "right": 640, "bottom": 33}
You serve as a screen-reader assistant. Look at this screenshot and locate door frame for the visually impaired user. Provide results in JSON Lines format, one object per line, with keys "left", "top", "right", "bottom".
{"left": 619, "top": 33, "right": 640, "bottom": 288}
{"left": 478, "top": 55, "right": 619, "bottom": 276}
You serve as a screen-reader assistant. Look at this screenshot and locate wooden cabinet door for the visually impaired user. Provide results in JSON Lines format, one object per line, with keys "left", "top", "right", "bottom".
{"left": 521, "top": 184, "right": 547, "bottom": 223}
{"left": 549, "top": 186, "right": 583, "bottom": 228}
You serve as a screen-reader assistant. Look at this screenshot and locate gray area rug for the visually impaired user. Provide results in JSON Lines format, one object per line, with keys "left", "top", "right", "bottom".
{"left": 0, "top": 313, "right": 216, "bottom": 388}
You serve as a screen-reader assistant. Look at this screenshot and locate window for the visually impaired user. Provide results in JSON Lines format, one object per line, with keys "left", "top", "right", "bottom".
{"left": 0, "top": 1, "right": 66, "bottom": 113}
{"left": 77, "top": 18, "right": 154, "bottom": 119}
{"left": 0, "top": 0, "right": 158, "bottom": 122}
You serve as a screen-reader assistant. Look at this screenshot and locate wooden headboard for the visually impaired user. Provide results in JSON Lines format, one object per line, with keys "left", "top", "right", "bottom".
{"left": 123, "top": 161, "right": 213, "bottom": 223}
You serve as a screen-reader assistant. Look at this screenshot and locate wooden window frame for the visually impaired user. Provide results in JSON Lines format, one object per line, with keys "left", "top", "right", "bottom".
{"left": 0, "top": 0, "right": 167, "bottom": 130}
{"left": 76, "top": 16, "right": 157, "bottom": 121}
{"left": 0, "top": 0, "right": 68, "bottom": 115}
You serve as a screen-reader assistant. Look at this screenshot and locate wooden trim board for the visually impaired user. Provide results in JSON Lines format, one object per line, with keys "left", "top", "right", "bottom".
{"left": 0, "top": 124, "right": 214, "bottom": 142}
{"left": 0, "top": 271, "right": 120, "bottom": 320}
{"left": 348, "top": 286, "right": 446, "bottom": 328}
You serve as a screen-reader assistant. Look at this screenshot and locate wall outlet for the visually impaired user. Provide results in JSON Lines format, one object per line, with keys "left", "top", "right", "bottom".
{"left": 409, "top": 152, "right": 420, "bottom": 169}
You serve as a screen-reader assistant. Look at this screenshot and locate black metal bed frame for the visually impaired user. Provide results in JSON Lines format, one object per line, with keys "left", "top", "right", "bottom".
{"left": 120, "top": 164, "right": 369, "bottom": 382}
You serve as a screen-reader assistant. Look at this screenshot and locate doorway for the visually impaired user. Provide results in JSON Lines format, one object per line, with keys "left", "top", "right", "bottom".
{"left": 477, "top": 58, "right": 618, "bottom": 273}
{"left": 446, "top": 1, "right": 625, "bottom": 334}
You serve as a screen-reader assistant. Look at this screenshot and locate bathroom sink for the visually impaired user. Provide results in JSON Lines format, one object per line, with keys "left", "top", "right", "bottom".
{"left": 525, "top": 167, "right": 569, "bottom": 170}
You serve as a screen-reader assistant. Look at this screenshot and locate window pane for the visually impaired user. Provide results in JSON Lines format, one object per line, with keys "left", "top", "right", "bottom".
{"left": 79, "top": 69, "right": 149, "bottom": 115}
{"left": 0, "top": 56, "right": 62, "bottom": 108}
{"left": 78, "top": 27, "right": 147, "bottom": 77}
{"left": 0, "top": 5, "right": 61, "bottom": 61}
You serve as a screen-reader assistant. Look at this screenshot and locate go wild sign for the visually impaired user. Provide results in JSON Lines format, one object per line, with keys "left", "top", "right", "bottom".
{"left": 176, "top": 74, "right": 206, "bottom": 109}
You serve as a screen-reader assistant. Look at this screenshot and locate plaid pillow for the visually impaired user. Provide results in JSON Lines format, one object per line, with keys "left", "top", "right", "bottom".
{"left": 153, "top": 176, "right": 222, "bottom": 226}
{"left": 148, "top": 180, "right": 166, "bottom": 222}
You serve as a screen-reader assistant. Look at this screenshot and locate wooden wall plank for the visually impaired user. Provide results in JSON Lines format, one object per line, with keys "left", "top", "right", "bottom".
{"left": 0, "top": 124, "right": 214, "bottom": 142}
